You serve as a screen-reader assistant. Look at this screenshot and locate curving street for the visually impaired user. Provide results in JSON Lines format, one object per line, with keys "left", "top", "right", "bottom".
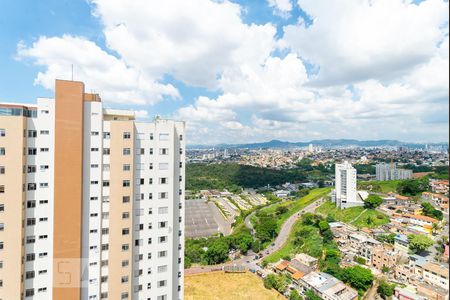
{"left": 185, "top": 196, "right": 327, "bottom": 275}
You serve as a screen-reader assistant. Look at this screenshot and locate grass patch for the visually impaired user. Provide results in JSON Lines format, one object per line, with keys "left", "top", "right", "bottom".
{"left": 185, "top": 272, "right": 284, "bottom": 300}
{"left": 358, "top": 180, "right": 402, "bottom": 193}
{"left": 260, "top": 187, "right": 331, "bottom": 232}
{"left": 316, "top": 201, "right": 389, "bottom": 228}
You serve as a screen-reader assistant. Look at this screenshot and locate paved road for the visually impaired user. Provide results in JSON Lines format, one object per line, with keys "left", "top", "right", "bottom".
{"left": 186, "top": 196, "right": 327, "bottom": 275}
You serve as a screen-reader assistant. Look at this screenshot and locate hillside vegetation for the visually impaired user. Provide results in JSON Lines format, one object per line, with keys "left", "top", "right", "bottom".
{"left": 186, "top": 163, "right": 308, "bottom": 191}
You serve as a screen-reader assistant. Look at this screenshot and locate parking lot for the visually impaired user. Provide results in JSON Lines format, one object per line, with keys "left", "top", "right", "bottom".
{"left": 185, "top": 200, "right": 224, "bottom": 238}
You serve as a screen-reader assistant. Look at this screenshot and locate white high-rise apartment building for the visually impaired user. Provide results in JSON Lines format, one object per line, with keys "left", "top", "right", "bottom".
{"left": 376, "top": 163, "right": 413, "bottom": 181}
{"left": 0, "top": 80, "right": 185, "bottom": 300}
{"left": 334, "top": 161, "right": 362, "bottom": 209}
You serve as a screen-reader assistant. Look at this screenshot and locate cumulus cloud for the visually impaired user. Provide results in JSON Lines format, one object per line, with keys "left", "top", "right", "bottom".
{"left": 17, "top": 35, "right": 179, "bottom": 104}
{"left": 16, "top": 0, "right": 449, "bottom": 143}
{"left": 282, "top": 0, "right": 449, "bottom": 86}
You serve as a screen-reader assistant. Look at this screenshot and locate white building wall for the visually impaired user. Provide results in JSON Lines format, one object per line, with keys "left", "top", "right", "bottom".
{"left": 24, "top": 98, "right": 55, "bottom": 299}
{"left": 335, "top": 161, "right": 360, "bottom": 209}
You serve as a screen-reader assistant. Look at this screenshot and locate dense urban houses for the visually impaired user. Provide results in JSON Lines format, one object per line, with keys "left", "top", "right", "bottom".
{"left": 0, "top": 80, "right": 185, "bottom": 300}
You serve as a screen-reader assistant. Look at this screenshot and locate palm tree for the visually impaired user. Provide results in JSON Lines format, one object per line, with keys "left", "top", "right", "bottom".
{"left": 432, "top": 222, "right": 440, "bottom": 235}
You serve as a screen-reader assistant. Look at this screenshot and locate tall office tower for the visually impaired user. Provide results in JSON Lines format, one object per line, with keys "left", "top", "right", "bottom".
{"left": 334, "top": 161, "right": 361, "bottom": 209}
{"left": 376, "top": 162, "right": 412, "bottom": 181}
{"left": 0, "top": 80, "right": 185, "bottom": 300}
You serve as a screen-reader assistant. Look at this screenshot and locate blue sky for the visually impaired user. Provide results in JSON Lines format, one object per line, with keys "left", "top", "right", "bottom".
{"left": 1, "top": 0, "right": 448, "bottom": 144}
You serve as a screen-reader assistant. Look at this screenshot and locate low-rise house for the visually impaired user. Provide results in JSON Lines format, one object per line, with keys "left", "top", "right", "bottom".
{"left": 394, "top": 234, "right": 410, "bottom": 253}
{"left": 405, "top": 214, "right": 438, "bottom": 235}
{"left": 394, "top": 286, "right": 427, "bottom": 300}
{"left": 430, "top": 180, "right": 449, "bottom": 195}
{"left": 348, "top": 232, "right": 380, "bottom": 263}
{"left": 415, "top": 262, "right": 449, "bottom": 290}
{"left": 294, "top": 253, "right": 319, "bottom": 269}
{"left": 372, "top": 245, "right": 400, "bottom": 271}
{"left": 416, "top": 283, "right": 449, "bottom": 300}
{"left": 423, "top": 192, "right": 449, "bottom": 213}
{"left": 299, "top": 272, "right": 358, "bottom": 300}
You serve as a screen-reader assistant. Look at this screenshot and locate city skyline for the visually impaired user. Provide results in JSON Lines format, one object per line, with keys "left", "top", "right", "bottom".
{"left": 0, "top": 0, "right": 448, "bottom": 144}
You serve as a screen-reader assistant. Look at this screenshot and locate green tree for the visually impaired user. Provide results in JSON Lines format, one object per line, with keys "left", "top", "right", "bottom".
{"left": 421, "top": 203, "right": 444, "bottom": 221}
{"left": 396, "top": 178, "right": 428, "bottom": 196}
{"left": 290, "top": 289, "right": 303, "bottom": 300}
{"left": 255, "top": 215, "right": 277, "bottom": 243}
{"left": 377, "top": 280, "right": 395, "bottom": 299}
{"left": 184, "top": 256, "right": 192, "bottom": 269}
{"left": 364, "top": 195, "right": 383, "bottom": 209}
{"left": 203, "top": 240, "right": 229, "bottom": 265}
{"left": 318, "top": 220, "right": 330, "bottom": 233}
{"left": 276, "top": 205, "right": 289, "bottom": 215}
{"left": 251, "top": 239, "right": 261, "bottom": 252}
{"left": 408, "top": 234, "right": 434, "bottom": 253}
{"left": 305, "top": 289, "right": 322, "bottom": 300}
{"left": 341, "top": 265, "right": 374, "bottom": 292}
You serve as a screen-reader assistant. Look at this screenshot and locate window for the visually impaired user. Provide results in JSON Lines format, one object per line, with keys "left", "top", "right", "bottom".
{"left": 158, "top": 236, "right": 167, "bottom": 243}
{"left": 26, "top": 253, "right": 35, "bottom": 261}
{"left": 149, "top": 193, "right": 153, "bottom": 200}
{"left": 140, "top": 178, "right": 144, "bottom": 185}
{"left": 122, "top": 228, "right": 130, "bottom": 235}
{"left": 0, "top": 128, "right": 5, "bottom": 136}
{"left": 122, "top": 212, "right": 130, "bottom": 219}
{"left": 121, "top": 260, "right": 129, "bottom": 267}
{"left": 103, "top": 132, "right": 110, "bottom": 139}
{"left": 90, "top": 181, "right": 99, "bottom": 185}
{"left": 179, "top": 162, "right": 183, "bottom": 168}
{"left": 149, "top": 148, "right": 153, "bottom": 155}
{"left": 27, "top": 200, "right": 36, "bottom": 208}
{"left": 0, "top": 204, "right": 4, "bottom": 212}
{"left": 159, "top": 133, "right": 169, "bottom": 141}
{"left": 103, "top": 148, "right": 110, "bottom": 155}
{"left": 123, "top": 164, "right": 131, "bottom": 171}
{"left": 91, "top": 131, "right": 99, "bottom": 136}
{"left": 91, "top": 164, "right": 99, "bottom": 168}
{"left": 39, "top": 182, "right": 49, "bottom": 188}
{"left": 159, "top": 148, "right": 168, "bottom": 155}
{"left": 180, "top": 134, "right": 183, "bottom": 141}
{"left": 27, "top": 218, "right": 36, "bottom": 226}
{"left": 149, "top": 163, "right": 153, "bottom": 170}
{"left": 159, "top": 177, "right": 168, "bottom": 184}
{"left": 158, "top": 251, "right": 167, "bottom": 258}
{"left": 149, "top": 178, "right": 153, "bottom": 185}
{"left": 40, "top": 165, "right": 49, "bottom": 171}
{"left": 140, "top": 148, "right": 145, "bottom": 155}
{"left": 123, "top": 148, "right": 131, "bottom": 155}
{"left": 159, "top": 163, "right": 169, "bottom": 170}
{"left": 159, "top": 192, "right": 168, "bottom": 199}
{"left": 123, "top": 132, "right": 131, "bottom": 139}
{"left": 28, "top": 130, "right": 37, "bottom": 138}
{"left": 121, "top": 292, "right": 128, "bottom": 300}
{"left": 121, "top": 276, "right": 129, "bottom": 283}
{"left": 157, "top": 266, "right": 168, "bottom": 275}
{"left": 123, "top": 180, "right": 130, "bottom": 187}
{"left": 0, "top": 223, "right": 4, "bottom": 231}
{"left": 0, "top": 242, "right": 3, "bottom": 250}
{"left": 40, "top": 130, "right": 49, "bottom": 135}
{"left": 103, "top": 181, "right": 110, "bottom": 187}
{"left": 26, "top": 236, "right": 35, "bottom": 244}
{"left": 91, "top": 148, "right": 99, "bottom": 152}
{"left": 26, "top": 271, "right": 35, "bottom": 279}
{"left": 27, "top": 165, "right": 36, "bottom": 173}
{"left": 179, "top": 175, "right": 183, "bottom": 182}
{"left": 150, "top": 133, "right": 154, "bottom": 140}
{"left": 0, "top": 147, "right": 4, "bottom": 155}
{"left": 0, "top": 166, "right": 4, "bottom": 174}
{"left": 157, "top": 280, "right": 167, "bottom": 288}
{"left": 158, "top": 221, "right": 167, "bottom": 228}
{"left": 28, "top": 148, "right": 37, "bottom": 155}
{"left": 122, "top": 196, "right": 130, "bottom": 203}
{"left": 26, "top": 289, "right": 35, "bottom": 297}
{"left": 122, "top": 244, "right": 129, "bottom": 251}
{"left": 27, "top": 183, "right": 36, "bottom": 191}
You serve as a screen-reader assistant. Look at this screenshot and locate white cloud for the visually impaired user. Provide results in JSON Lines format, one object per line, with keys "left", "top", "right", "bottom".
{"left": 17, "top": 35, "right": 179, "bottom": 104}
{"left": 282, "top": 0, "right": 449, "bottom": 86}
{"left": 16, "top": 0, "right": 449, "bottom": 143}
{"left": 267, "top": 0, "right": 293, "bottom": 18}
{"left": 90, "top": 0, "right": 277, "bottom": 88}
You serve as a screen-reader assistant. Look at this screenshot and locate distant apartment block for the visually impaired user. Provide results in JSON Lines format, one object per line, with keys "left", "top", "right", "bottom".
{"left": 0, "top": 80, "right": 185, "bottom": 300}
{"left": 333, "top": 161, "right": 364, "bottom": 209}
{"left": 376, "top": 162, "right": 412, "bottom": 181}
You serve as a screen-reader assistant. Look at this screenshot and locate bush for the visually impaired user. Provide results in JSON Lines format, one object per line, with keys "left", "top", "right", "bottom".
{"left": 378, "top": 280, "right": 396, "bottom": 299}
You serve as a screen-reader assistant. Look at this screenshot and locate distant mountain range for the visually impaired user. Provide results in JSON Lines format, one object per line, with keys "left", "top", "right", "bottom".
{"left": 188, "top": 139, "right": 449, "bottom": 150}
